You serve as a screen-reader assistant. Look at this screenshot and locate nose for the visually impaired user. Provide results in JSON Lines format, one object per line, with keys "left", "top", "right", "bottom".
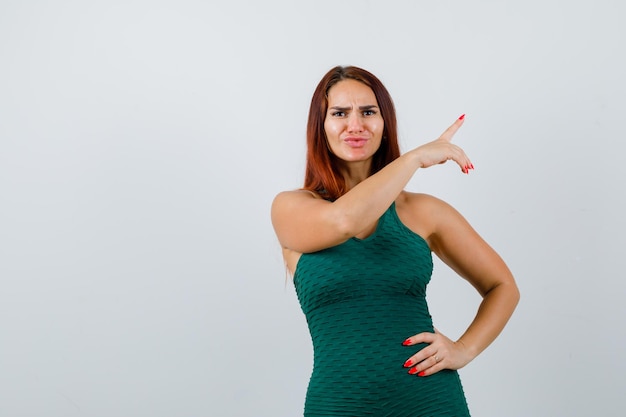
{"left": 347, "top": 112, "right": 364, "bottom": 133}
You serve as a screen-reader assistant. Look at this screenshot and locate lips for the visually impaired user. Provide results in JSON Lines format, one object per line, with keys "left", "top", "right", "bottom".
{"left": 344, "top": 137, "right": 368, "bottom": 148}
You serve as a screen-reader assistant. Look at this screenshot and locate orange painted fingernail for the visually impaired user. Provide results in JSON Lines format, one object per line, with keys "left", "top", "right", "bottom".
{"left": 418, "top": 371, "right": 426, "bottom": 377}
{"left": 408, "top": 367, "right": 419, "bottom": 375}
{"left": 402, "top": 339, "right": 412, "bottom": 346}
{"left": 459, "top": 114, "right": 465, "bottom": 120}
{"left": 404, "top": 359, "right": 413, "bottom": 367}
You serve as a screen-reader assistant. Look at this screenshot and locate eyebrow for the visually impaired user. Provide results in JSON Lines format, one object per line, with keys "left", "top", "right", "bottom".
{"left": 329, "top": 105, "right": 379, "bottom": 111}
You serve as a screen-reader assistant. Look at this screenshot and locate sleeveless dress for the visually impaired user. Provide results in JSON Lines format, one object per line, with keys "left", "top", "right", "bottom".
{"left": 293, "top": 202, "right": 471, "bottom": 416}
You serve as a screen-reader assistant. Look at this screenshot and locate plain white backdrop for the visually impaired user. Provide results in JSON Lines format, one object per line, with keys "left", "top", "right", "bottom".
{"left": 1, "top": 1, "right": 625, "bottom": 416}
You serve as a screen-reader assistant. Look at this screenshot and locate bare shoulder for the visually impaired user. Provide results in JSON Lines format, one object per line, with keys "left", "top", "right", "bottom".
{"left": 271, "top": 188, "right": 344, "bottom": 254}
{"left": 270, "top": 191, "right": 320, "bottom": 273}
{"left": 397, "top": 191, "right": 447, "bottom": 208}
{"left": 271, "top": 189, "right": 326, "bottom": 222}
{"left": 399, "top": 191, "right": 464, "bottom": 218}
{"left": 395, "top": 191, "right": 464, "bottom": 247}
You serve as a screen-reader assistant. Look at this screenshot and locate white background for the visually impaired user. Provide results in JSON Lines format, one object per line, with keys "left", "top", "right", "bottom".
{"left": 1, "top": 1, "right": 625, "bottom": 416}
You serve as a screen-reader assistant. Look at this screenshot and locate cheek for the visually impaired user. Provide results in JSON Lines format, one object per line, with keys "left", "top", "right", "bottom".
{"left": 324, "top": 120, "right": 340, "bottom": 139}
{"left": 376, "top": 118, "right": 385, "bottom": 134}
{"left": 370, "top": 123, "right": 384, "bottom": 139}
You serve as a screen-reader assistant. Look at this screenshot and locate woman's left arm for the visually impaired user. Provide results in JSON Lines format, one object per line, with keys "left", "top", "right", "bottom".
{"left": 402, "top": 196, "right": 520, "bottom": 377}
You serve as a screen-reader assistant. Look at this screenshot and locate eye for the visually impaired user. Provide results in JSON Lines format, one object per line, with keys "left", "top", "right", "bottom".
{"left": 331, "top": 111, "right": 346, "bottom": 117}
{"left": 363, "top": 109, "right": 377, "bottom": 116}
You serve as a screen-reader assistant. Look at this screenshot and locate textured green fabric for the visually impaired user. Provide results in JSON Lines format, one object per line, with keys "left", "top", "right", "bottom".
{"left": 294, "top": 203, "right": 471, "bottom": 416}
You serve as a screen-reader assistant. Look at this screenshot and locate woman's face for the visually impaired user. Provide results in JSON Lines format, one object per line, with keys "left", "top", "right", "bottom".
{"left": 324, "top": 79, "right": 384, "bottom": 164}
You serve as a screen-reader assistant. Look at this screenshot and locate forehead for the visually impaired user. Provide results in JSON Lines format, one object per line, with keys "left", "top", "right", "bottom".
{"left": 327, "top": 79, "right": 378, "bottom": 105}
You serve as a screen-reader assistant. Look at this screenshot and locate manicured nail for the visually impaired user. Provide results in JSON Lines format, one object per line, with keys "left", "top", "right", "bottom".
{"left": 408, "top": 367, "right": 419, "bottom": 375}
{"left": 404, "top": 359, "right": 413, "bottom": 368}
{"left": 470, "top": 163, "right": 475, "bottom": 170}
{"left": 459, "top": 114, "right": 465, "bottom": 120}
{"left": 402, "top": 339, "right": 412, "bottom": 346}
{"left": 418, "top": 371, "right": 426, "bottom": 377}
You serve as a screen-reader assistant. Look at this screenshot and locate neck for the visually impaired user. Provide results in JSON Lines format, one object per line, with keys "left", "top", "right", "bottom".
{"left": 340, "top": 160, "right": 372, "bottom": 190}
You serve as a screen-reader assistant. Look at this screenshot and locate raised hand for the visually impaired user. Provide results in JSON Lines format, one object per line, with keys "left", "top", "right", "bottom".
{"left": 411, "top": 114, "right": 474, "bottom": 174}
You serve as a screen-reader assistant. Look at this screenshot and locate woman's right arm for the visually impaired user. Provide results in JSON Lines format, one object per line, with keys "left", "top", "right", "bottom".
{"left": 271, "top": 116, "right": 472, "bottom": 254}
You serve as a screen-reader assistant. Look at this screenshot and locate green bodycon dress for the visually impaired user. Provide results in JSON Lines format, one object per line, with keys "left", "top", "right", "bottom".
{"left": 294, "top": 203, "right": 471, "bottom": 416}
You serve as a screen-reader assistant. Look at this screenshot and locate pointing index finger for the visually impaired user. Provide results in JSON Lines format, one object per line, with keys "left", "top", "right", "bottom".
{"left": 439, "top": 114, "right": 466, "bottom": 142}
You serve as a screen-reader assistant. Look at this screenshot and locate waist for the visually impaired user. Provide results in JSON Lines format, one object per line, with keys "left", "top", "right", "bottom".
{"left": 305, "top": 295, "right": 433, "bottom": 371}
{"left": 305, "top": 293, "right": 432, "bottom": 329}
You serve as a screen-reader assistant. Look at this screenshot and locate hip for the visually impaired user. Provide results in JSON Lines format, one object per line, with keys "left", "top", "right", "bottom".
{"left": 304, "top": 368, "right": 470, "bottom": 416}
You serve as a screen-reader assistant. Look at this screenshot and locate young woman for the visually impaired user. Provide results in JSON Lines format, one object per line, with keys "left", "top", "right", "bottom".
{"left": 271, "top": 65, "right": 519, "bottom": 416}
